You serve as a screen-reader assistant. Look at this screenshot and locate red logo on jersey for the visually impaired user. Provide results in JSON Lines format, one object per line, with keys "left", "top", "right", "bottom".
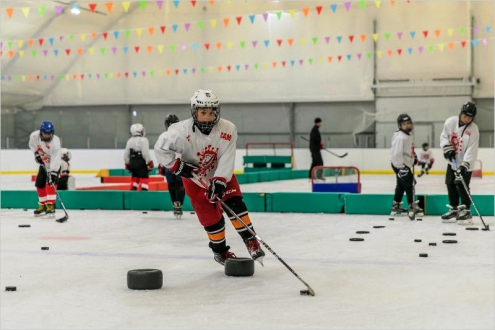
{"left": 186, "top": 135, "right": 191, "bottom": 142}
{"left": 450, "top": 133, "right": 462, "bottom": 153}
{"left": 220, "top": 132, "right": 232, "bottom": 141}
{"left": 197, "top": 145, "right": 219, "bottom": 176}
{"left": 465, "top": 130, "right": 471, "bottom": 137}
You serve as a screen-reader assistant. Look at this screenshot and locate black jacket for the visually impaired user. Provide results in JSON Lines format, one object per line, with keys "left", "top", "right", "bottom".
{"left": 309, "top": 125, "right": 322, "bottom": 153}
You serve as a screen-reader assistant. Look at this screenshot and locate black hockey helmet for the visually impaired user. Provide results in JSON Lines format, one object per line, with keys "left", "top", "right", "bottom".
{"left": 397, "top": 113, "right": 413, "bottom": 133}
{"left": 164, "top": 114, "right": 179, "bottom": 128}
{"left": 422, "top": 142, "right": 429, "bottom": 148}
{"left": 460, "top": 102, "right": 477, "bottom": 118}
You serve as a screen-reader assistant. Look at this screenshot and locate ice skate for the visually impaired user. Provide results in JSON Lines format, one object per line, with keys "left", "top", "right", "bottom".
{"left": 414, "top": 201, "right": 424, "bottom": 217}
{"left": 456, "top": 205, "right": 473, "bottom": 225}
{"left": 441, "top": 205, "right": 459, "bottom": 223}
{"left": 390, "top": 201, "right": 407, "bottom": 216}
{"left": 33, "top": 203, "right": 46, "bottom": 217}
{"left": 408, "top": 205, "right": 416, "bottom": 221}
{"left": 45, "top": 203, "right": 55, "bottom": 218}
{"left": 244, "top": 237, "right": 265, "bottom": 266}
{"left": 173, "top": 201, "right": 183, "bottom": 219}
{"left": 213, "top": 250, "right": 237, "bottom": 266}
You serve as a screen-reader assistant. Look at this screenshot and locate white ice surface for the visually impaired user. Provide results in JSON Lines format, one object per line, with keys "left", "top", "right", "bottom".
{"left": 1, "top": 174, "right": 494, "bottom": 195}
{"left": 1, "top": 209, "right": 494, "bottom": 330}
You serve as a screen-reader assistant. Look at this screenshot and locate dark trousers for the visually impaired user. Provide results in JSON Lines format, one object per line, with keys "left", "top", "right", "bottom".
{"left": 35, "top": 165, "right": 59, "bottom": 188}
{"left": 445, "top": 165, "right": 472, "bottom": 208}
{"left": 392, "top": 164, "right": 414, "bottom": 204}
{"left": 165, "top": 168, "right": 185, "bottom": 204}
{"left": 129, "top": 156, "right": 149, "bottom": 179}
{"left": 309, "top": 150, "right": 323, "bottom": 179}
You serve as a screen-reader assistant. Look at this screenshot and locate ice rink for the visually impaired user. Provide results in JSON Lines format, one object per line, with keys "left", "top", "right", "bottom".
{"left": 1, "top": 174, "right": 494, "bottom": 329}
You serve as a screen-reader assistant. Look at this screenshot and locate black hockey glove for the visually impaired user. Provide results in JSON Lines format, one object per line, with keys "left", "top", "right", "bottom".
{"left": 455, "top": 162, "right": 470, "bottom": 181}
{"left": 397, "top": 166, "right": 411, "bottom": 179}
{"left": 207, "top": 177, "right": 227, "bottom": 203}
{"left": 443, "top": 145, "right": 455, "bottom": 161}
{"left": 48, "top": 171, "right": 58, "bottom": 186}
{"left": 34, "top": 152, "right": 43, "bottom": 165}
{"left": 170, "top": 159, "right": 199, "bottom": 179}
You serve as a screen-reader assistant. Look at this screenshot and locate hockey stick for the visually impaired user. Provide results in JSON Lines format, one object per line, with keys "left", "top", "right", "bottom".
{"left": 300, "top": 136, "right": 348, "bottom": 158}
{"left": 410, "top": 164, "right": 416, "bottom": 221}
{"left": 452, "top": 161, "right": 489, "bottom": 231}
{"left": 195, "top": 175, "right": 316, "bottom": 296}
{"left": 42, "top": 164, "right": 69, "bottom": 223}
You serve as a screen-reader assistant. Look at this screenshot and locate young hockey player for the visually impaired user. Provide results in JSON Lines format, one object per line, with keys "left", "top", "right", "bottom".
{"left": 158, "top": 114, "right": 186, "bottom": 219}
{"left": 309, "top": 117, "right": 324, "bottom": 180}
{"left": 124, "top": 123, "right": 154, "bottom": 191}
{"left": 154, "top": 89, "right": 265, "bottom": 266}
{"left": 57, "top": 148, "right": 71, "bottom": 190}
{"left": 417, "top": 143, "right": 435, "bottom": 177}
{"left": 28, "top": 121, "right": 61, "bottom": 217}
{"left": 390, "top": 114, "right": 423, "bottom": 220}
{"left": 440, "top": 102, "right": 479, "bottom": 225}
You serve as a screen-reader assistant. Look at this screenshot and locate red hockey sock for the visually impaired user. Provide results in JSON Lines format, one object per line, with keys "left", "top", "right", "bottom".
{"left": 36, "top": 187, "right": 48, "bottom": 205}
{"left": 131, "top": 177, "right": 139, "bottom": 190}
{"left": 140, "top": 178, "right": 150, "bottom": 191}
{"left": 45, "top": 185, "right": 56, "bottom": 204}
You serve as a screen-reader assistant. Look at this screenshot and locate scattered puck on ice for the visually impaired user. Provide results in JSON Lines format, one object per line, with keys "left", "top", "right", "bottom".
{"left": 5, "top": 286, "right": 16, "bottom": 291}
{"left": 23, "top": 208, "right": 28, "bottom": 211}
{"left": 190, "top": 212, "right": 195, "bottom": 215}
{"left": 416, "top": 218, "right": 423, "bottom": 221}
{"left": 127, "top": 269, "right": 163, "bottom": 290}
{"left": 442, "top": 240, "right": 458, "bottom": 244}
{"left": 225, "top": 258, "right": 255, "bottom": 277}
{"left": 443, "top": 233, "right": 456, "bottom": 236}
{"left": 41, "top": 247, "right": 49, "bottom": 250}
{"left": 414, "top": 239, "right": 422, "bottom": 242}
{"left": 388, "top": 217, "right": 394, "bottom": 221}
{"left": 373, "top": 226, "right": 385, "bottom": 229}
{"left": 356, "top": 231, "right": 370, "bottom": 234}
{"left": 18, "top": 224, "right": 30, "bottom": 228}
{"left": 419, "top": 253, "right": 428, "bottom": 258}
{"left": 142, "top": 212, "right": 148, "bottom": 214}
{"left": 466, "top": 227, "right": 479, "bottom": 231}
{"left": 349, "top": 238, "right": 364, "bottom": 242}
{"left": 300, "top": 289, "right": 315, "bottom": 296}
{"left": 429, "top": 243, "right": 437, "bottom": 246}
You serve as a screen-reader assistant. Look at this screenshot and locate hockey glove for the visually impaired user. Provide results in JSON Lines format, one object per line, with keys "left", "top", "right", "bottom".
{"left": 60, "top": 170, "right": 69, "bottom": 178}
{"left": 34, "top": 152, "right": 44, "bottom": 165}
{"left": 125, "top": 163, "right": 130, "bottom": 171}
{"left": 455, "top": 161, "right": 470, "bottom": 181}
{"left": 158, "top": 164, "right": 166, "bottom": 176}
{"left": 170, "top": 159, "right": 199, "bottom": 179}
{"left": 147, "top": 161, "right": 154, "bottom": 172}
{"left": 397, "top": 166, "right": 411, "bottom": 179}
{"left": 443, "top": 145, "right": 455, "bottom": 161}
{"left": 48, "top": 171, "right": 58, "bottom": 186}
{"left": 207, "top": 177, "right": 227, "bottom": 203}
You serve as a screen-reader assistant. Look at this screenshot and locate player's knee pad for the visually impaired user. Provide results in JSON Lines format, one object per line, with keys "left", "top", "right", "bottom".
{"left": 224, "top": 196, "right": 248, "bottom": 218}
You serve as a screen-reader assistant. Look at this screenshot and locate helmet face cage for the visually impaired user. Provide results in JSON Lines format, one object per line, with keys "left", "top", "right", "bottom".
{"left": 40, "top": 121, "right": 55, "bottom": 142}
{"left": 190, "top": 89, "right": 221, "bottom": 134}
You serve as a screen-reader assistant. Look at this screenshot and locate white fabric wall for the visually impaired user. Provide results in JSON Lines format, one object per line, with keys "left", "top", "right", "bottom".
{"left": 1, "top": 148, "right": 493, "bottom": 173}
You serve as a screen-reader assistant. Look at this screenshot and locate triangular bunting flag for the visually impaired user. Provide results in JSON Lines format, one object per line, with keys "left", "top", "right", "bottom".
{"left": 397, "top": 49, "right": 402, "bottom": 55}
{"left": 461, "top": 41, "right": 466, "bottom": 48}
{"left": 204, "top": 43, "right": 210, "bottom": 50}
{"left": 122, "top": 2, "right": 131, "bottom": 12}
{"left": 316, "top": 6, "right": 323, "bottom": 14}
{"left": 171, "top": 25, "right": 178, "bottom": 33}
{"left": 211, "top": 20, "right": 217, "bottom": 28}
{"left": 349, "top": 35, "right": 354, "bottom": 42}
{"left": 216, "top": 42, "right": 222, "bottom": 49}
{"left": 346, "top": 54, "right": 352, "bottom": 60}
{"left": 198, "top": 21, "right": 204, "bottom": 29}
{"left": 330, "top": 4, "right": 337, "bottom": 13}
{"left": 22, "top": 7, "right": 30, "bottom": 17}
{"left": 423, "top": 30, "right": 428, "bottom": 38}
{"left": 223, "top": 18, "right": 229, "bottom": 27}
{"left": 359, "top": 0, "right": 365, "bottom": 8}
{"left": 448, "top": 42, "right": 454, "bottom": 50}
{"left": 302, "top": 8, "right": 309, "bottom": 17}
{"left": 173, "top": 0, "right": 179, "bottom": 8}
{"left": 486, "top": 26, "right": 492, "bottom": 33}
{"left": 240, "top": 41, "right": 246, "bottom": 48}
{"left": 134, "top": 46, "right": 140, "bottom": 53}
{"left": 249, "top": 15, "right": 255, "bottom": 23}
{"left": 140, "top": 1, "right": 147, "bottom": 9}
{"left": 288, "top": 39, "right": 294, "bottom": 46}
{"left": 136, "top": 28, "right": 143, "bottom": 37}
{"left": 337, "top": 56, "right": 342, "bottom": 62}
{"left": 482, "top": 38, "right": 488, "bottom": 46}
{"left": 114, "top": 31, "right": 120, "bottom": 39}
{"left": 49, "top": 38, "right": 54, "bottom": 46}
{"left": 397, "top": 32, "right": 403, "bottom": 40}
{"left": 360, "top": 34, "right": 366, "bottom": 42}
{"left": 264, "top": 40, "right": 270, "bottom": 47}
{"left": 103, "top": 32, "right": 108, "bottom": 40}
{"left": 372, "top": 34, "right": 379, "bottom": 42}
{"left": 227, "top": 42, "right": 233, "bottom": 49}
{"left": 409, "top": 31, "right": 416, "bottom": 39}
{"left": 418, "top": 46, "right": 424, "bottom": 53}
{"left": 385, "top": 32, "right": 391, "bottom": 40}
{"left": 236, "top": 16, "right": 242, "bottom": 25}
{"left": 325, "top": 37, "right": 331, "bottom": 44}
{"left": 337, "top": 36, "right": 342, "bottom": 43}
{"left": 276, "top": 12, "right": 282, "bottom": 20}
{"left": 149, "top": 27, "right": 155, "bottom": 35}
{"left": 344, "top": 2, "right": 351, "bottom": 11}
{"left": 89, "top": 3, "right": 97, "bottom": 13}
{"left": 428, "top": 45, "right": 434, "bottom": 52}
{"left": 366, "top": 52, "right": 372, "bottom": 59}
{"left": 158, "top": 45, "right": 164, "bottom": 53}
{"left": 447, "top": 28, "right": 454, "bottom": 36}
{"left": 434, "top": 29, "right": 441, "bottom": 37}
{"left": 438, "top": 44, "right": 445, "bottom": 51}
{"left": 191, "top": 1, "right": 197, "bottom": 7}
{"left": 374, "top": 0, "right": 381, "bottom": 8}
{"left": 460, "top": 27, "right": 466, "bottom": 35}
{"left": 471, "top": 40, "right": 478, "bottom": 47}
{"left": 262, "top": 13, "right": 268, "bottom": 22}
{"left": 38, "top": 38, "right": 44, "bottom": 46}
{"left": 185, "top": 23, "right": 191, "bottom": 31}
{"left": 387, "top": 50, "right": 393, "bottom": 57}
{"left": 277, "top": 39, "right": 283, "bottom": 46}
{"left": 312, "top": 37, "right": 318, "bottom": 44}
{"left": 38, "top": 6, "right": 46, "bottom": 16}
{"left": 252, "top": 41, "right": 258, "bottom": 48}
{"left": 289, "top": 9, "right": 296, "bottom": 18}
{"left": 192, "top": 44, "right": 198, "bottom": 51}
{"left": 407, "top": 47, "right": 413, "bottom": 54}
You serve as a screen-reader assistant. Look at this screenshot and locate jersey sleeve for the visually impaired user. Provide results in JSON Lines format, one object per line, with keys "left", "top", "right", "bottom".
{"left": 154, "top": 128, "right": 186, "bottom": 169}
{"left": 463, "top": 126, "right": 479, "bottom": 167}
{"left": 390, "top": 134, "right": 405, "bottom": 168}
{"left": 124, "top": 139, "right": 131, "bottom": 164}
{"left": 28, "top": 132, "right": 38, "bottom": 152}
{"left": 47, "top": 137, "right": 61, "bottom": 172}
{"left": 213, "top": 125, "right": 237, "bottom": 181}
{"left": 440, "top": 118, "right": 452, "bottom": 147}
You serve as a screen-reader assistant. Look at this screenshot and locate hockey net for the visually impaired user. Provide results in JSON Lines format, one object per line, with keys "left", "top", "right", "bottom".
{"left": 311, "top": 166, "right": 361, "bottom": 193}
{"left": 472, "top": 160, "right": 482, "bottom": 178}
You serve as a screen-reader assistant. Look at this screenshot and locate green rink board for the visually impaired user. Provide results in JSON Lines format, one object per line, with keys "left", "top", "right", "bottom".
{"left": 425, "top": 194, "right": 494, "bottom": 216}
{"left": 345, "top": 194, "right": 408, "bottom": 215}
{"left": 267, "top": 192, "right": 345, "bottom": 213}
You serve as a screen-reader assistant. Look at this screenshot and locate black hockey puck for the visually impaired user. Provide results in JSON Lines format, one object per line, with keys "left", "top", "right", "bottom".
{"left": 443, "top": 233, "right": 456, "bottom": 236}
{"left": 388, "top": 217, "right": 394, "bottom": 221}
{"left": 18, "top": 224, "right": 30, "bottom": 228}
{"left": 142, "top": 212, "right": 148, "bottom": 214}
{"left": 429, "top": 243, "right": 437, "bottom": 246}
{"left": 416, "top": 218, "right": 423, "bottom": 221}
{"left": 419, "top": 253, "right": 428, "bottom": 258}
{"left": 442, "top": 240, "right": 458, "bottom": 244}
{"left": 356, "top": 231, "right": 370, "bottom": 234}
{"left": 225, "top": 258, "right": 255, "bottom": 277}
{"left": 349, "top": 238, "right": 364, "bottom": 242}
{"left": 6, "top": 286, "right": 16, "bottom": 291}
{"left": 300, "top": 290, "right": 312, "bottom": 296}
{"left": 414, "top": 239, "right": 422, "bottom": 242}
{"left": 41, "top": 247, "right": 49, "bottom": 250}
{"left": 190, "top": 212, "right": 195, "bottom": 215}
{"left": 466, "top": 227, "right": 479, "bottom": 231}
{"left": 373, "top": 226, "right": 385, "bottom": 229}
{"left": 23, "top": 208, "right": 28, "bottom": 211}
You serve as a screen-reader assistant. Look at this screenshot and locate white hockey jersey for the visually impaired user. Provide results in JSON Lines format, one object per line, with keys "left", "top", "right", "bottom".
{"left": 440, "top": 116, "right": 479, "bottom": 171}
{"left": 390, "top": 130, "right": 415, "bottom": 169}
{"left": 154, "top": 118, "right": 237, "bottom": 188}
{"left": 418, "top": 149, "right": 433, "bottom": 164}
{"left": 28, "top": 130, "right": 61, "bottom": 172}
{"left": 124, "top": 136, "right": 151, "bottom": 164}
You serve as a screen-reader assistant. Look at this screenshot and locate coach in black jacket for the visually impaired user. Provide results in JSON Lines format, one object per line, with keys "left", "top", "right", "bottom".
{"left": 309, "top": 117, "right": 324, "bottom": 179}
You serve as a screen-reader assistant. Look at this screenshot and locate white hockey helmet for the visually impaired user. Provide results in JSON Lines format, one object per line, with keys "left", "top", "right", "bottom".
{"left": 60, "top": 148, "right": 71, "bottom": 161}
{"left": 130, "top": 123, "right": 145, "bottom": 137}
{"left": 190, "top": 89, "right": 220, "bottom": 134}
